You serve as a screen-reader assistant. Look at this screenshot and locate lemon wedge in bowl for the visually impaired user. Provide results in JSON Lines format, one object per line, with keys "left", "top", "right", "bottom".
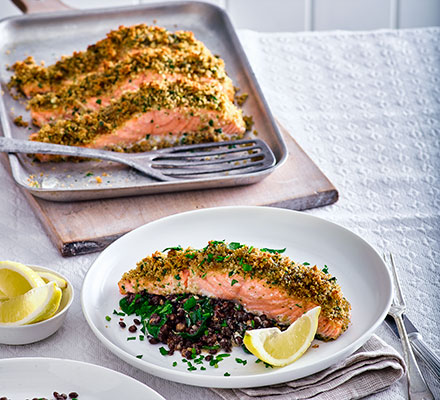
{"left": 0, "top": 282, "right": 62, "bottom": 326}
{"left": 37, "top": 271, "right": 67, "bottom": 289}
{"left": 0, "top": 261, "right": 45, "bottom": 299}
{"left": 243, "top": 306, "right": 321, "bottom": 367}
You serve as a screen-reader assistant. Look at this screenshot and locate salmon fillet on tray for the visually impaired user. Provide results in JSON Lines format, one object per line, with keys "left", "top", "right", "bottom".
{"left": 8, "top": 24, "right": 247, "bottom": 155}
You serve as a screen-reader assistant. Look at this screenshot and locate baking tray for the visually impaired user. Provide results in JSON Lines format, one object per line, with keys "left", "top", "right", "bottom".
{"left": 0, "top": 1, "right": 287, "bottom": 202}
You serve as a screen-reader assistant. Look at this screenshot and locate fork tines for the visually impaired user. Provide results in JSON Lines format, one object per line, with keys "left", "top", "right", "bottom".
{"left": 152, "top": 139, "right": 275, "bottom": 177}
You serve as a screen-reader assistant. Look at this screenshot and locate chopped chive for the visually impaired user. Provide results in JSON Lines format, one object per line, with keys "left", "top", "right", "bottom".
{"left": 127, "top": 337, "right": 136, "bottom": 341}
{"left": 172, "top": 361, "right": 178, "bottom": 367}
{"left": 295, "top": 304, "right": 302, "bottom": 308}
{"left": 260, "top": 247, "right": 286, "bottom": 254}
{"left": 231, "top": 279, "right": 238, "bottom": 286}
{"left": 303, "top": 262, "right": 311, "bottom": 266}
{"left": 163, "top": 246, "right": 183, "bottom": 252}
{"left": 248, "top": 246, "right": 254, "bottom": 253}
{"left": 139, "top": 335, "right": 144, "bottom": 341}
{"left": 105, "top": 315, "right": 111, "bottom": 321}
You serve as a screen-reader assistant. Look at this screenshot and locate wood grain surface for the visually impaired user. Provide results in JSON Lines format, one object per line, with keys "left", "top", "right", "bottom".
{"left": 10, "top": 126, "right": 338, "bottom": 256}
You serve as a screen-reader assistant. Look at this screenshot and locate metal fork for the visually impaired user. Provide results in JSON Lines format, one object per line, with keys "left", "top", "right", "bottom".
{"left": 0, "top": 137, "right": 276, "bottom": 181}
{"left": 384, "top": 253, "right": 434, "bottom": 400}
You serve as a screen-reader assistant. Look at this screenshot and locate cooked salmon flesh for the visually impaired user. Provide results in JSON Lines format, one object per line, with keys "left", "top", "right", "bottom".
{"left": 8, "top": 24, "right": 247, "bottom": 155}
{"left": 118, "top": 241, "right": 351, "bottom": 341}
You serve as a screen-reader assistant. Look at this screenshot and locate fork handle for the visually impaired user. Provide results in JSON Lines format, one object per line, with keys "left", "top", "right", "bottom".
{"left": 395, "top": 315, "right": 434, "bottom": 399}
{"left": 0, "top": 137, "right": 168, "bottom": 181}
{"left": 409, "top": 332, "right": 440, "bottom": 381}
{"left": 0, "top": 137, "right": 122, "bottom": 162}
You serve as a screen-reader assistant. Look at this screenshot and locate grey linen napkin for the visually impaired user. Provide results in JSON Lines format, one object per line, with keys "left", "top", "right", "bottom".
{"left": 212, "top": 335, "right": 406, "bottom": 400}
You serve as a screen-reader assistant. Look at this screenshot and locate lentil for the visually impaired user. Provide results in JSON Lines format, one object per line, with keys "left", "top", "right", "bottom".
{"left": 119, "top": 291, "right": 286, "bottom": 357}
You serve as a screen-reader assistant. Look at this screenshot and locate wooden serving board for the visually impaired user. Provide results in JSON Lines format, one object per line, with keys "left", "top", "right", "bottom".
{"left": 13, "top": 126, "right": 338, "bottom": 256}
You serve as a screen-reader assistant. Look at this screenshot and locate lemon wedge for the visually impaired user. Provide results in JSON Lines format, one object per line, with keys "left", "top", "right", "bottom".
{"left": 0, "top": 282, "right": 62, "bottom": 325}
{"left": 38, "top": 271, "right": 67, "bottom": 289}
{"left": 243, "top": 306, "right": 321, "bottom": 367}
{"left": 0, "top": 261, "right": 45, "bottom": 299}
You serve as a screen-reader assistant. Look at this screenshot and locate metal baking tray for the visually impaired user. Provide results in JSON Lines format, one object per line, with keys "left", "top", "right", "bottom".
{"left": 0, "top": 1, "right": 287, "bottom": 202}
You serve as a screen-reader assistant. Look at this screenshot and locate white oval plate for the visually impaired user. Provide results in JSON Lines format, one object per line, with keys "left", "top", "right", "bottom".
{"left": 0, "top": 357, "right": 165, "bottom": 399}
{"left": 82, "top": 206, "right": 392, "bottom": 388}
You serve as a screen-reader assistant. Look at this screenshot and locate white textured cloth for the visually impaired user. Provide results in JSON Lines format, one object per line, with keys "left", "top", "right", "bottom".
{"left": 1, "top": 28, "right": 440, "bottom": 400}
{"left": 213, "top": 335, "right": 406, "bottom": 400}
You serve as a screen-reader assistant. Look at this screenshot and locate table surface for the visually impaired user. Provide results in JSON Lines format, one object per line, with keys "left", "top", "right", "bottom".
{"left": 0, "top": 5, "right": 439, "bottom": 400}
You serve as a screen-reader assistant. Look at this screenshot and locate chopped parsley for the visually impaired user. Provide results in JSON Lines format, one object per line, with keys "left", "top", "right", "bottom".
{"left": 322, "top": 265, "right": 329, "bottom": 274}
{"left": 183, "top": 296, "right": 197, "bottom": 311}
{"left": 105, "top": 315, "right": 111, "bottom": 322}
{"left": 231, "top": 279, "right": 238, "bottom": 286}
{"left": 159, "top": 347, "right": 169, "bottom": 356}
{"left": 235, "top": 358, "right": 247, "bottom": 365}
{"left": 228, "top": 242, "right": 244, "bottom": 250}
{"left": 242, "top": 263, "right": 252, "bottom": 272}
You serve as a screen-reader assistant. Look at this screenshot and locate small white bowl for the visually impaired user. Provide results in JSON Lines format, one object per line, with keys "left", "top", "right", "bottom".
{"left": 0, "top": 265, "right": 74, "bottom": 345}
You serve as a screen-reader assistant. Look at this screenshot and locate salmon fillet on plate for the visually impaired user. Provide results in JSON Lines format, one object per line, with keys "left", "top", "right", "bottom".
{"left": 118, "top": 241, "right": 351, "bottom": 341}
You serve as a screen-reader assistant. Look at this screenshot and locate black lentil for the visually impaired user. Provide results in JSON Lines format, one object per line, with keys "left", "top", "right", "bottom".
{"left": 119, "top": 291, "right": 286, "bottom": 357}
